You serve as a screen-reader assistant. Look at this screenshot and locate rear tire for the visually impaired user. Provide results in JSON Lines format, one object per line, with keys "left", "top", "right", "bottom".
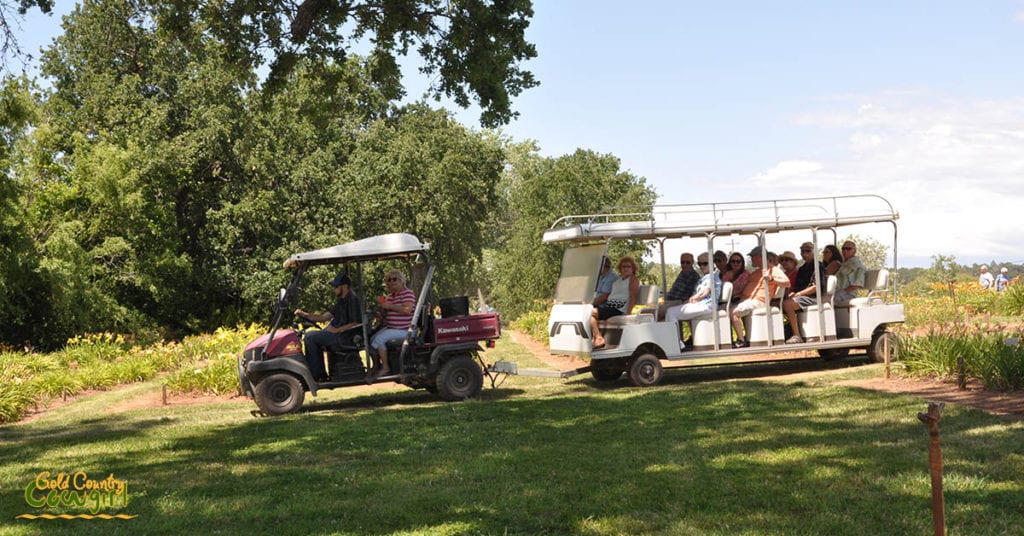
{"left": 254, "top": 373, "right": 305, "bottom": 416}
{"left": 628, "top": 353, "right": 663, "bottom": 387}
{"left": 867, "top": 331, "right": 898, "bottom": 363}
{"left": 436, "top": 355, "right": 483, "bottom": 401}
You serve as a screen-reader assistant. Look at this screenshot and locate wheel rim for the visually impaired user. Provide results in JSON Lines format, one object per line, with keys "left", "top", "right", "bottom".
{"left": 269, "top": 381, "right": 293, "bottom": 405}
{"left": 449, "top": 367, "right": 471, "bottom": 394}
{"left": 638, "top": 361, "right": 656, "bottom": 381}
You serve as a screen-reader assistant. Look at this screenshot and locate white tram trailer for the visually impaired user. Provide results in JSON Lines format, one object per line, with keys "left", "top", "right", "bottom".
{"left": 540, "top": 195, "right": 905, "bottom": 387}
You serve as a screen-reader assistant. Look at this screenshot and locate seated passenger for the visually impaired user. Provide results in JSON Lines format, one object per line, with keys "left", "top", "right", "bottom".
{"left": 370, "top": 269, "right": 416, "bottom": 378}
{"left": 722, "top": 252, "right": 750, "bottom": 300}
{"left": 666, "top": 253, "right": 722, "bottom": 348}
{"left": 782, "top": 242, "right": 827, "bottom": 343}
{"left": 657, "top": 252, "right": 700, "bottom": 320}
{"left": 294, "top": 273, "right": 362, "bottom": 381}
{"left": 592, "top": 256, "right": 618, "bottom": 306}
{"left": 779, "top": 251, "right": 799, "bottom": 291}
{"left": 713, "top": 250, "right": 728, "bottom": 276}
{"left": 834, "top": 241, "right": 866, "bottom": 306}
{"left": 730, "top": 248, "right": 790, "bottom": 348}
{"left": 821, "top": 244, "right": 842, "bottom": 276}
{"left": 590, "top": 256, "right": 639, "bottom": 349}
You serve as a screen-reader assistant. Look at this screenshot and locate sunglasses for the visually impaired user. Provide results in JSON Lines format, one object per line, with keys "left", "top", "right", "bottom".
{"left": 842, "top": 247, "right": 853, "bottom": 251}
{"left": 730, "top": 259, "right": 743, "bottom": 264}
{"left": 680, "top": 260, "right": 693, "bottom": 264}
{"left": 800, "top": 249, "right": 812, "bottom": 253}
{"left": 385, "top": 277, "right": 400, "bottom": 282}
{"left": 697, "top": 261, "right": 708, "bottom": 266}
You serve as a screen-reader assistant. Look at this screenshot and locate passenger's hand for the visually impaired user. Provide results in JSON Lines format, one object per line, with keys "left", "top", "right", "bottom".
{"left": 294, "top": 309, "right": 305, "bottom": 318}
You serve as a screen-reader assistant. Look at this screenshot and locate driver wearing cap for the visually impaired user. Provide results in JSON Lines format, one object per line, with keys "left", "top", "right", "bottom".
{"left": 294, "top": 273, "right": 363, "bottom": 381}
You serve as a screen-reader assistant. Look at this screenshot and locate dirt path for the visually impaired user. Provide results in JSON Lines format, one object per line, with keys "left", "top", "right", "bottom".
{"left": 17, "top": 331, "right": 1024, "bottom": 422}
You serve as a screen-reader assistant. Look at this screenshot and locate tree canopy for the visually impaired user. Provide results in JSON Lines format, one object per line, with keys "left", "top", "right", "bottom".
{"left": 486, "top": 147, "right": 656, "bottom": 319}
{"left": 0, "top": 0, "right": 531, "bottom": 348}
{"left": 162, "top": 0, "right": 537, "bottom": 127}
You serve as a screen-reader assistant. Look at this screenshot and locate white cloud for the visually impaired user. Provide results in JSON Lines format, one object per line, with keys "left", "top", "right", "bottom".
{"left": 751, "top": 160, "right": 823, "bottom": 184}
{"left": 1015, "top": 9, "right": 1024, "bottom": 23}
{"left": 750, "top": 92, "right": 1024, "bottom": 265}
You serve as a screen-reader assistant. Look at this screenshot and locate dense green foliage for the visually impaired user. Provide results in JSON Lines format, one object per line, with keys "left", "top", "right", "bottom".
{"left": 0, "top": 0, "right": 558, "bottom": 349}
{"left": 486, "top": 147, "right": 656, "bottom": 319}
{"left": 165, "top": 0, "right": 538, "bottom": 127}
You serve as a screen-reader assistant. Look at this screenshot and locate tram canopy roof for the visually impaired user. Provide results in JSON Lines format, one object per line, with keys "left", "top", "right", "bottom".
{"left": 542, "top": 195, "right": 899, "bottom": 244}
{"left": 284, "top": 233, "right": 430, "bottom": 268}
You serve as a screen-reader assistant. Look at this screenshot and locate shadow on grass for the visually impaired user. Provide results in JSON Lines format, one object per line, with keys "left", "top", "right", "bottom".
{"left": 294, "top": 386, "right": 527, "bottom": 416}
{"left": 4, "top": 378, "right": 1022, "bottom": 536}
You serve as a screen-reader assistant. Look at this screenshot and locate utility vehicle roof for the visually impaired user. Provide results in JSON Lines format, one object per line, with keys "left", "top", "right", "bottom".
{"left": 284, "top": 233, "right": 430, "bottom": 268}
{"left": 542, "top": 195, "right": 898, "bottom": 243}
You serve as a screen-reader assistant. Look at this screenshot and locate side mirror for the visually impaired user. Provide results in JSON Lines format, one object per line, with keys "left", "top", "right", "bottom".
{"left": 277, "top": 288, "right": 288, "bottom": 309}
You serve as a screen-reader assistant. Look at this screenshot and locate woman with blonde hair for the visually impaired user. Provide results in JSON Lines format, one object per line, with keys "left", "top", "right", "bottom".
{"left": 370, "top": 269, "right": 416, "bottom": 378}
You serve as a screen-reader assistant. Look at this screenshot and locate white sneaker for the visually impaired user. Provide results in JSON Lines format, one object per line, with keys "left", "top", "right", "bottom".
{"left": 786, "top": 335, "right": 803, "bottom": 344}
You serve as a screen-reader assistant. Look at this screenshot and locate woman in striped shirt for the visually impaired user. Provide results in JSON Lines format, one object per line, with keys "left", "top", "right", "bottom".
{"left": 370, "top": 269, "right": 417, "bottom": 378}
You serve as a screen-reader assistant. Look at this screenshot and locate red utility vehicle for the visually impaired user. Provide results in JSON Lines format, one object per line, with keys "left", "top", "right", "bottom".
{"left": 238, "top": 233, "right": 500, "bottom": 415}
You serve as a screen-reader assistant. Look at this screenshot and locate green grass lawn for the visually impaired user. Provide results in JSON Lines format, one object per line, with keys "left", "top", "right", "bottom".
{"left": 1, "top": 335, "right": 1022, "bottom": 536}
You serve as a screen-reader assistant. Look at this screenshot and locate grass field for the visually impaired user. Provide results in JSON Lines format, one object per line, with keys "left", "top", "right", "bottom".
{"left": 1, "top": 335, "right": 1022, "bottom": 536}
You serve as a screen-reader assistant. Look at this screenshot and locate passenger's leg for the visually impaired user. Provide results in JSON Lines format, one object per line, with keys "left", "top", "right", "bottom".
{"left": 665, "top": 305, "right": 684, "bottom": 340}
{"left": 783, "top": 299, "right": 802, "bottom": 343}
{"left": 303, "top": 329, "right": 331, "bottom": 379}
{"left": 731, "top": 300, "right": 754, "bottom": 346}
{"left": 370, "top": 329, "right": 398, "bottom": 377}
{"left": 590, "top": 308, "right": 605, "bottom": 348}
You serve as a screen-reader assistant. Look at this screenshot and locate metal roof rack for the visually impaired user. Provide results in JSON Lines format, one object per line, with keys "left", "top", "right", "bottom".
{"left": 543, "top": 195, "right": 899, "bottom": 243}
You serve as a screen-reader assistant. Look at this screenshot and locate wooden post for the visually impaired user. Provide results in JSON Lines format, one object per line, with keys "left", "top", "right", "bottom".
{"left": 917, "top": 402, "right": 946, "bottom": 536}
{"left": 884, "top": 330, "right": 891, "bottom": 380}
{"left": 948, "top": 281, "right": 960, "bottom": 331}
{"left": 956, "top": 356, "right": 967, "bottom": 390}
{"left": 162, "top": 384, "right": 168, "bottom": 406}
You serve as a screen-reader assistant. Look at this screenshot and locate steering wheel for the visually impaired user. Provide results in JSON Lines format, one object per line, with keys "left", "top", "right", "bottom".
{"left": 293, "top": 317, "right": 322, "bottom": 333}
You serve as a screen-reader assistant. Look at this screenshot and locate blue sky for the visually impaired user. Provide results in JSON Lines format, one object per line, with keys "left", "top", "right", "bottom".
{"left": 14, "top": 1, "right": 1024, "bottom": 268}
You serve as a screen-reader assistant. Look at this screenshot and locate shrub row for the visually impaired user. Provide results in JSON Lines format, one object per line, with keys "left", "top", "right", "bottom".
{"left": 901, "top": 281, "right": 1024, "bottom": 326}
{"left": 0, "top": 325, "right": 264, "bottom": 424}
{"left": 900, "top": 327, "right": 1024, "bottom": 391}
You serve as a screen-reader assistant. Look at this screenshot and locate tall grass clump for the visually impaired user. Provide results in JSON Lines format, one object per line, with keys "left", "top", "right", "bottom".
{"left": 0, "top": 355, "right": 36, "bottom": 422}
{"left": 901, "top": 327, "right": 1024, "bottom": 390}
{"left": 164, "top": 324, "right": 265, "bottom": 395}
{"left": 997, "top": 282, "right": 1024, "bottom": 316}
{"left": 973, "top": 336, "right": 1024, "bottom": 390}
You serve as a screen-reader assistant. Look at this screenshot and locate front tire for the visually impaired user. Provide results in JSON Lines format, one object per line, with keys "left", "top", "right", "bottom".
{"left": 867, "top": 331, "right": 898, "bottom": 363}
{"left": 436, "top": 355, "right": 483, "bottom": 401}
{"left": 628, "top": 353, "right": 663, "bottom": 387}
{"left": 254, "top": 373, "right": 305, "bottom": 416}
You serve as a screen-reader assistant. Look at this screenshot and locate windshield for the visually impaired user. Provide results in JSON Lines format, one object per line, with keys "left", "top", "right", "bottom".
{"left": 553, "top": 244, "right": 606, "bottom": 304}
